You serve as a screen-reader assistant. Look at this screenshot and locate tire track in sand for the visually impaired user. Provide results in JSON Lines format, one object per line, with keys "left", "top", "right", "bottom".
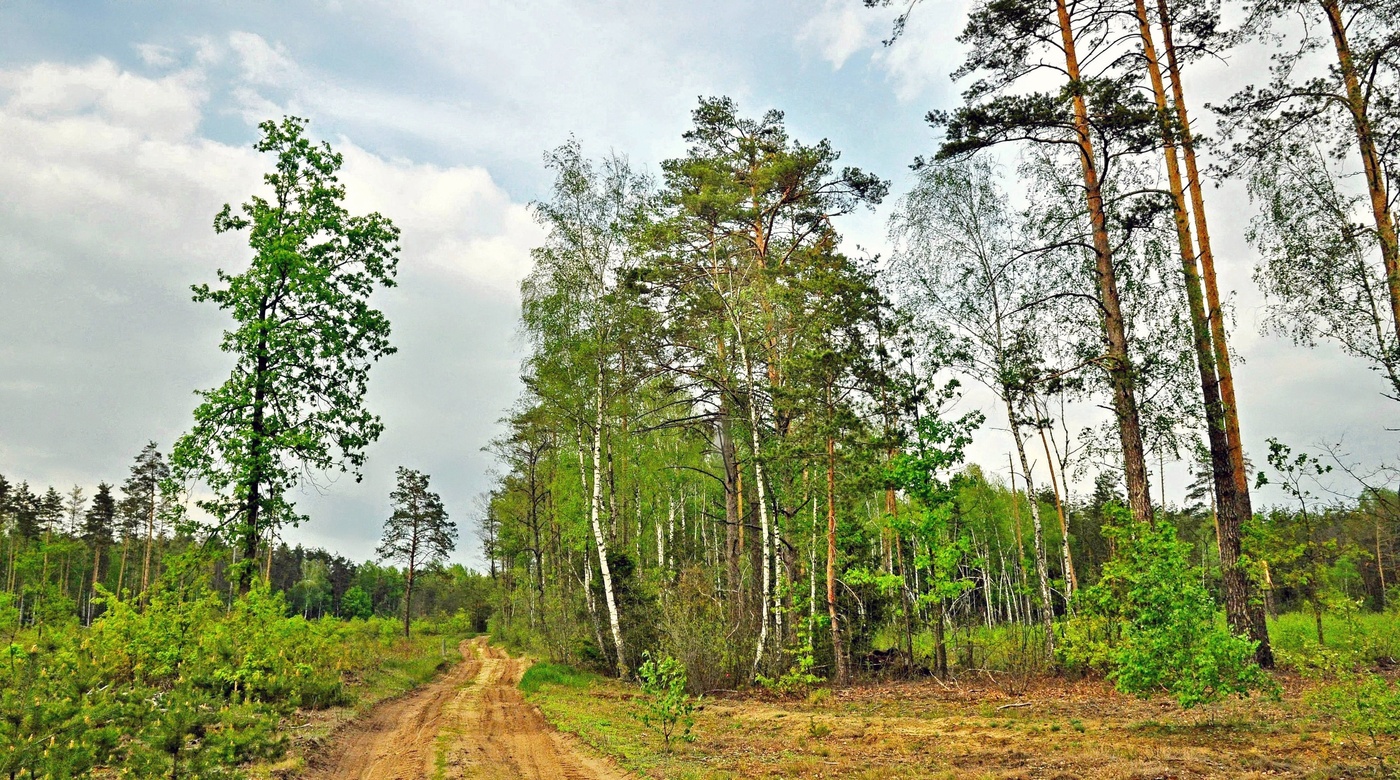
{"left": 302, "top": 636, "right": 626, "bottom": 780}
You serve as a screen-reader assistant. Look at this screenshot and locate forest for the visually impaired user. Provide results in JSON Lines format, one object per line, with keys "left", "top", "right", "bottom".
{"left": 1, "top": 0, "right": 1399, "bottom": 777}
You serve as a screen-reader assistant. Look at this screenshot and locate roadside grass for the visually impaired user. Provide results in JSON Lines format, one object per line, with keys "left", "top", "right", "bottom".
{"left": 524, "top": 665, "right": 1397, "bottom": 779}
{"left": 519, "top": 661, "right": 593, "bottom": 694}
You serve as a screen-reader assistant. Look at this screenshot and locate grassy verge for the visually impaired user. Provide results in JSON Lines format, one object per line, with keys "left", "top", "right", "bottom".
{"left": 524, "top": 662, "right": 1397, "bottom": 779}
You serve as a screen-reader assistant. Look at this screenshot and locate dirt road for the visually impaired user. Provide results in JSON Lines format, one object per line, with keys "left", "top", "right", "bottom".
{"left": 303, "top": 637, "right": 627, "bottom": 780}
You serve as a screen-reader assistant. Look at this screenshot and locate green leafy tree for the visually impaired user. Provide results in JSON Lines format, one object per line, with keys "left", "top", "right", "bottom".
{"left": 340, "top": 585, "right": 373, "bottom": 620}
{"left": 170, "top": 116, "right": 400, "bottom": 591}
{"left": 1256, "top": 438, "right": 1341, "bottom": 645}
{"left": 378, "top": 467, "right": 457, "bottom": 637}
{"left": 636, "top": 651, "right": 697, "bottom": 751}
{"left": 1083, "top": 510, "right": 1273, "bottom": 708}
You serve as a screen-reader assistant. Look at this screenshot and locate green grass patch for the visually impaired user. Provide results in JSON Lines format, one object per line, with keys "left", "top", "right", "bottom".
{"left": 519, "top": 661, "right": 592, "bottom": 694}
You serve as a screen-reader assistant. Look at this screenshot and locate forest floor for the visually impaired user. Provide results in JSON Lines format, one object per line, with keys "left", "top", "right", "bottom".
{"left": 527, "top": 669, "right": 1398, "bottom": 779}
{"left": 292, "top": 636, "right": 629, "bottom": 780}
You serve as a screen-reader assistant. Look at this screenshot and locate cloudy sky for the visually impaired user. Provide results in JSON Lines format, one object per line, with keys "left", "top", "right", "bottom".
{"left": 0, "top": 1, "right": 1393, "bottom": 568}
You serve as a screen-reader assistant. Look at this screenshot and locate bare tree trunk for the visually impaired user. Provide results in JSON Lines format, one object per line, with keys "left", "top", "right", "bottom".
{"left": 735, "top": 326, "right": 776, "bottom": 676}
{"left": 1054, "top": 0, "right": 1154, "bottom": 525}
{"left": 826, "top": 433, "right": 848, "bottom": 686}
{"left": 591, "top": 375, "right": 627, "bottom": 679}
{"left": 1037, "top": 419, "right": 1077, "bottom": 600}
{"left": 1007, "top": 399, "right": 1056, "bottom": 655}
{"left": 720, "top": 413, "right": 742, "bottom": 623}
{"left": 1153, "top": 0, "right": 1273, "bottom": 666}
{"left": 1319, "top": 0, "right": 1400, "bottom": 336}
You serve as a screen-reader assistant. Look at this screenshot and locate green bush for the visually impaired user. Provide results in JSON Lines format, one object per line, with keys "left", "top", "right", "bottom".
{"left": 636, "top": 651, "right": 697, "bottom": 752}
{"left": 519, "top": 661, "right": 592, "bottom": 694}
{"left": 1076, "top": 512, "right": 1275, "bottom": 708}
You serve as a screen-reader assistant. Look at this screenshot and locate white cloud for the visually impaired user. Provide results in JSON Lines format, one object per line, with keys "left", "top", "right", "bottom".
{"left": 227, "top": 31, "right": 297, "bottom": 86}
{"left": 135, "top": 43, "right": 177, "bottom": 68}
{"left": 798, "top": 0, "right": 883, "bottom": 69}
{"left": 795, "top": 0, "right": 968, "bottom": 103}
{"left": 0, "top": 52, "right": 540, "bottom": 558}
{"left": 339, "top": 146, "right": 541, "bottom": 294}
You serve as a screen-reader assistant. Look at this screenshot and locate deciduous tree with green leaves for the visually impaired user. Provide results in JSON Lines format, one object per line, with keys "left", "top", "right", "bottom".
{"left": 170, "top": 116, "right": 400, "bottom": 591}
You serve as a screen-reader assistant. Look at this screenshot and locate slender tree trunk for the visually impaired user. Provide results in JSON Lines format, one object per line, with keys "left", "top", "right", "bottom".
{"left": 1154, "top": 0, "right": 1273, "bottom": 665}
{"left": 1319, "top": 0, "right": 1400, "bottom": 336}
{"left": 720, "top": 412, "right": 742, "bottom": 625}
{"left": 116, "top": 536, "right": 129, "bottom": 596}
{"left": 591, "top": 375, "right": 627, "bottom": 679}
{"left": 1054, "top": 0, "right": 1154, "bottom": 525}
{"left": 1377, "top": 521, "right": 1388, "bottom": 610}
{"left": 403, "top": 562, "right": 415, "bottom": 638}
{"left": 734, "top": 323, "right": 776, "bottom": 675}
{"left": 826, "top": 433, "right": 848, "bottom": 686}
{"left": 1037, "top": 421, "right": 1077, "bottom": 599}
{"left": 1007, "top": 398, "right": 1056, "bottom": 654}
{"left": 142, "top": 498, "right": 155, "bottom": 595}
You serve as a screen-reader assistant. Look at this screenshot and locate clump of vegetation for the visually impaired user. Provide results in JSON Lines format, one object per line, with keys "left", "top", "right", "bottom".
{"left": 636, "top": 652, "right": 697, "bottom": 751}
{"left": 1069, "top": 510, "right": 1275, "bottom": 708}
{"left": 0, "top": 581, "right": 461, "bottom": 779}
{"left": 519, "top": 662, "right": 592, "bottom": 695}
{"left": 1308, "top": 670, "right": 1400, "bottom": 777}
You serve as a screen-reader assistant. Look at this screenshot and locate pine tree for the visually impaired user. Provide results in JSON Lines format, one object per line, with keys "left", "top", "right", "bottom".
{"left": 121, "top": 442, "right": 170, "bottom": 595}
{"left": 377, "top": 467, "right": 456, "bottom": 638}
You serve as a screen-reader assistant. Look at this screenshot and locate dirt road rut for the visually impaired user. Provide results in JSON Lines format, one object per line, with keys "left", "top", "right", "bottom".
{"left": 304, "top": 637, "right": 626, "bottom": 780}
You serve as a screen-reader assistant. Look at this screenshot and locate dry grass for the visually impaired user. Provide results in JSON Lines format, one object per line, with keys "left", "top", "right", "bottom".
{"left": 529, "top": 670, "right": 1394, "bottom": 779}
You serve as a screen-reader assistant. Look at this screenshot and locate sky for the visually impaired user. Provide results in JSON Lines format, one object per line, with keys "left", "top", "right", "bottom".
{"left": 0, "top": 1, "right": 1394, "bottom": 569}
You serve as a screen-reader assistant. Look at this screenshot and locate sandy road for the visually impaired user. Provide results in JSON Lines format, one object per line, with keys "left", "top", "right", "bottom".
{"left": 302, "top": 636, "right": 626, "bottom": 780}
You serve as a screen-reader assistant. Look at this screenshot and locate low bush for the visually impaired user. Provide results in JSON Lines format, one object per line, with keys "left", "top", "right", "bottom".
{"left": 519, "top": 661, "right": 593, "bottom": 694}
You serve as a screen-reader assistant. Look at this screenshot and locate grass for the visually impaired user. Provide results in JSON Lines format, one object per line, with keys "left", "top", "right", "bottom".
{"left": 1268, "top": 610, "right": 1400, "bottom": 668}
{"left": 519, "top": 661, "right": 594, "bottom": 694}
{"left": 523, "top": 663, "right": 1398, "bottom": 779}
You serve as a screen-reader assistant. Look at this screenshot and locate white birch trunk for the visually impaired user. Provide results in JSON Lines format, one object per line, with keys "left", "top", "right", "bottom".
{"left": 591, "top": 377, "right": 627, "bottom": 678}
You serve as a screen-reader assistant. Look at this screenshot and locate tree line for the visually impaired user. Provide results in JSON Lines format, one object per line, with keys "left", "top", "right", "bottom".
{"left": 482, "top": 0, "right": 1400, "bottom": 694}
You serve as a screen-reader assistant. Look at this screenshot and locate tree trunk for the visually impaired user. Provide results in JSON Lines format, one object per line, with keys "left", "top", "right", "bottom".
{"left": 142, "top": 495, "right": 155, "bottom": 595}
{"left": 1321, "top": 0, "right": 1400, "bottom": 338}
{"left": 1154, "top": 0, "right": 1273, "bottom": 666}
{"left": 826, "top": 434, "right": 848, "bottom": 686}
{"left": 1054, "top": 0, "right": 1154, "bottom": 525}
{"left": 403, "top": 565, "right": 414, "bottom": 638}
{"left": 1007, "top": 398, "right": 1056, "bottom": 655}
{"left": 1037, "top": 421, "right": 1077, "bottom": 599}
{"left": 720, "top": 412, "right": 742, "bottom": 624}
{"left": 591, "top": 376, "right": 627, "bottom": 679}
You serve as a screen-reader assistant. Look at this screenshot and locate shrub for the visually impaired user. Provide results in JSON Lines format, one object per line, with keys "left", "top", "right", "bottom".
{"left": 1080, "top": 511, "right": 1276, "bottom": 708}
{"left": 636, "top": 651, "right": 697, "bottom": 751}
{"left": 1308, "top": 671, "right": 1400, "bottom": 777}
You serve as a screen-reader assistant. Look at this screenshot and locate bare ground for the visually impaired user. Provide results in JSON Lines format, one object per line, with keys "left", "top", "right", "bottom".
{"left": 301, "top": 637, "right": 627, "bottom": 780}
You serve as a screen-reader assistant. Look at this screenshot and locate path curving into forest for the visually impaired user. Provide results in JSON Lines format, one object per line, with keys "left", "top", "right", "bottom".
{"left": 301, "top": 636, "right": 627, "bottom": 780}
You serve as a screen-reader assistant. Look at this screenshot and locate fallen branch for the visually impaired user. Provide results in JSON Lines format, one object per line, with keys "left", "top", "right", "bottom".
{"left": 996, "top": 702, "right": 1033, "bottom": 711}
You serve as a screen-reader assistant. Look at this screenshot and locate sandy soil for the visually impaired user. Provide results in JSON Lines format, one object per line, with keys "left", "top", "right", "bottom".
{"left": 302, "top": 637, "right": 627, "bottom": 780}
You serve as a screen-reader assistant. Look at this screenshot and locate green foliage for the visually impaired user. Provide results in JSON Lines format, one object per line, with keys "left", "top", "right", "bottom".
{"left": 0, "top": 575, "right": 462, "bottom": 779}
{"left": 340, "top": 585, "right": 374, "bottom": 620}
{"left": 519, "top": 661, "right": 593, "bottom": 695}
{"left": 170, "top": 115, "right": 400, "bottom": 588}
{"left": 755, "top": 626, "right": 826, "bottom": 698}
{"left": 1270, "top": 611, "right": 1400, "bottom": 671}
{"left": 1308, "top": 671, "right": 1400, "bottom": 777}
{"left": 636, "top": 651, "right": 697, "bottom": 751}
{"left": 1073, "top": 510, "right": 1275, "bottom": 708}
